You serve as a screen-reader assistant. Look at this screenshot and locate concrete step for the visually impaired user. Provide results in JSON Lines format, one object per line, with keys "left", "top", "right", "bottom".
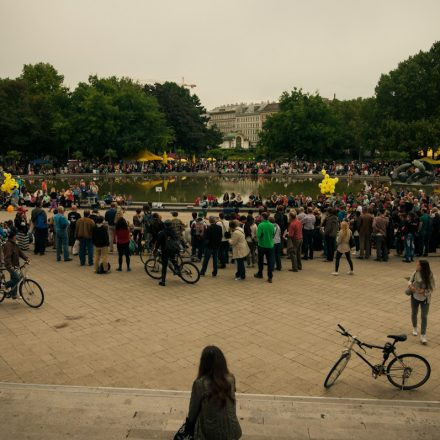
{"left": 1, "top": 382, "right": 439, "bottom": 439}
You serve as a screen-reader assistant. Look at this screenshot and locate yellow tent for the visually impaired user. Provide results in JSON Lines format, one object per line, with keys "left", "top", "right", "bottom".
{"left": 421, "top": 157, "right": 440, "bottom": 165}
{"left": 162, "top": 152, "right": 168, "bottom": 164}
{"left": 135, "top": 151, "right": 162, "bottom": 162}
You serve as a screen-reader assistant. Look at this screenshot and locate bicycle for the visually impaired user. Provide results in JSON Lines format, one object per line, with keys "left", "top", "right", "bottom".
{"left": 324, "top": 324, "right": 430, "bottom": 390}
{"left": 0, "top": 261, "right": 45, "bottom": 308}
{"left": 144, "top": 250, "right": 200, "bottom": 284}
{"left": 139, "top": 240, "right": 191, "bottom": 265}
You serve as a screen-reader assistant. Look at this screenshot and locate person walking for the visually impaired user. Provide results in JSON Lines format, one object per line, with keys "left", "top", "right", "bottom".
{"left": 200, "top": 216, "right": 222, "bottom": 277}
{"left": 229, "top": 220, "right": 249, "bottom": 281}
{"left": 75, "top": 209, "right": 95, "bottom": 266}
{"left": 254, "top": 212, "right": 275, "bottom": 283}
{"left": 3, "top": 230, "right": 30, "bottom": 299}
{"left": 286, "top": 210, "right": 302, "bottom": 272}
{"left": 323, "top": 208, "right": 338, "bottom": 262}
{"left": 155, "top": 219, "right": 180, "bottom": 286}
{"left": 358, "top": 206, "right": 373, "bottom": 259}
{"left": 372, "top": 210, "right": 389, "bottom": 262}
{"left": 92, "top": 216, "right": 110, "bottom": 273}
{"left": 31, "top": 201, "right": 48, "bottom": 255}
{"left": 105, "top": 202, "right": 117, "bottom": 252}
{"left": 332, "top": 221, "right": 354, "bottom": 276}
{"left": 115, "top": 216, "right": 131, "bottom": 271}
{"left": 54, "top": 206, "right": 71, "bottom": 262}
{"left": 407, "top": 260, "right": 435, "bottom": 344}
{"left": 183, "top": 346, "right": 242, "bottom": 440}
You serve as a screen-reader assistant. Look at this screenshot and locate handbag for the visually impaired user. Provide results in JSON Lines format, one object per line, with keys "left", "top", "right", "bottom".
{"left": 405, "top": 273, "right": 415, "bottom": 296}
{"left": 173, "top": 419, "right": 194, "bottom": 440}
{"left": 349, "top": 235, "right": 355, "bottom": 249}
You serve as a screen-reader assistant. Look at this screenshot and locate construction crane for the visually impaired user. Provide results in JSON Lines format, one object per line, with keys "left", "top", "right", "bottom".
{"left": 133, "top": 77, "right": 197, "bottom": 90}
{"left": 181, "top": 77, "right": 197, "bottom": 90}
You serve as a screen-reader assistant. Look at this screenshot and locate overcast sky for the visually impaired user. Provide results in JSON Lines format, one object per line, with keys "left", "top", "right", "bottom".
{"left": 1, "top": 0, "right": 440, "bottom": 109}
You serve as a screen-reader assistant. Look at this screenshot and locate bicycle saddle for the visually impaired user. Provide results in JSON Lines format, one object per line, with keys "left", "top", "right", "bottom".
{"left": 387, "top": 334, "right": 407, "bottom": 342}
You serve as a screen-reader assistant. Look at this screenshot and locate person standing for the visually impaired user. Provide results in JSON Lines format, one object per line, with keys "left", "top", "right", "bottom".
{"left": 302, "top": 207, "right": 316, "bottom": 260}
{"left": 155, "top": 220, "right": 180, "bottom": 286}
{"left": 323, "top": 208, "right": 338, "bottom": 262}
{"left": 358, "top": 207, "right": 373, "bottom": 259}
{"left": 115, "top": 216, "right": 131, "bottom": 271}
{"left": 244, "top": 215, "right": 257, "bottom": 267}
{"left": 184, "top": 346, "right": 242, "bottom": 440}
{"left": 332, "top": 221, "right": 354, "bottom": 276}
{"left": 132, "top": 208, "right": 144, "bottom": 254}
{"left": 170, "top": 211, "right": 186, "bottom": 244}
{"left": 67, "top": 205, "right": 81, "bottom": 248}
{"left": 254, "top": 212, "right": 275, "bottom": 283}
{"left": 191, "top": 216, "right": 206, "bottom": 262}
{"left": 54, "top": 206, "right": 71, "bottom": 262}
{"left": 287, "top": 211, "right": 302, "bottom": 272}
{"left": 92, "top": 216, "right": 110, "bottom": 273}
{"left": 402, "top": 212, "right": 419, "bottom": 263}
{"left": 407, "top": 260, "right": 435, "bottom": 344}
{"left": 372, "top": 210, "right": 389, "bottom": 262}
{"left": 31, "top": 201, "right": 48, "bottom": 256}
{"left": 229, "top": 220, "right": 249, "bottom": 281}
{"left": 14, "top": 206, "right": 29, "bottom": 251}
{"left": 75, "top": 209, "right": 95, "bottom": 266}
{"left": 418, "top": 208, "right": 432, "bottom": 257}
{"left": 270, "top": 216, "right": 282, "bottom": 271}
{"left": 200, "top": 216, "right": 222, "bottom": 277}
{"left": 217, "top": 212, "right": 230, "bottom": 268}
{"left": 3, "top": 230, "right": 30, "bottom": 299}
{"left": 105, "top": 202, "right": 117, "bottom": 252}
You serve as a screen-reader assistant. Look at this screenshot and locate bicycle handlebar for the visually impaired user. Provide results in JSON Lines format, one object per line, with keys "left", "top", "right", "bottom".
{"left": 336, "top": 324, "right": 373, "bottom": 349}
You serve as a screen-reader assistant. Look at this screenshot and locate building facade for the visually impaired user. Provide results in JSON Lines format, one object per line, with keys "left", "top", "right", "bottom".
{"left": 207, "top": 102, "right": 279, "bottom": 149}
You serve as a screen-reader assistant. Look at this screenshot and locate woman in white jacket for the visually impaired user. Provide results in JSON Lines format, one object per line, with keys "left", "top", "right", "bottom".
{"left": 229, "top": 220, "right": 249, "bottom": 281}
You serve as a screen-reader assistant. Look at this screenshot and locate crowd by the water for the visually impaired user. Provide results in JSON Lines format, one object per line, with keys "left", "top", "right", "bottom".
{"left": 7, "top": 158, "right": 440, "bottom": 178}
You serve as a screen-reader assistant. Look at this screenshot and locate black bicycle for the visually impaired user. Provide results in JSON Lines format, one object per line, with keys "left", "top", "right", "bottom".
{"left": 144, "top": 250, "right": 200, "bottom": 284}
{"left": 324, "top": 324, "right": 430, "bottom": 390}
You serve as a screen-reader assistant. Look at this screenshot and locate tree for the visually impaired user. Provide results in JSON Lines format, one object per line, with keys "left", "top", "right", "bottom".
{"left": 375, "top": 41, "right": 440, "bottom": 157}
{"left": 259, "top": 88, "right": 341, "bottom": 159}
{"left": 104, "top": 148, "right": 117, "bottom": 161}
{"left": 70, "top": 76, "right": 173, "bottom": 159}
{"left": 145, "top": 82, "right": 220, "bottom": 154}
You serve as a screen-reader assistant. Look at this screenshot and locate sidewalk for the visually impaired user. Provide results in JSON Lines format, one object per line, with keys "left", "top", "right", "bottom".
{"left": 1, "top": 382, "right": 439, "bottom": 440}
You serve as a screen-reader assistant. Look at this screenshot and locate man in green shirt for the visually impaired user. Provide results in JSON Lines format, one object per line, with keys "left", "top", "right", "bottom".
{"left": 254, "top": 212, "right": 275, "bottom": 283}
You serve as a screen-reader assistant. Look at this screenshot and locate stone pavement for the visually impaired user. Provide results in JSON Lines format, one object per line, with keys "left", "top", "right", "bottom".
{"left": 1, "top": 382, "right": 439, "bottom": 440}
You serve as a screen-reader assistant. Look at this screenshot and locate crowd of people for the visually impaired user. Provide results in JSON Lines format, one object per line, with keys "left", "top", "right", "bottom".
{"left": 5, "top": 158, "right": 440, "bottom": 179}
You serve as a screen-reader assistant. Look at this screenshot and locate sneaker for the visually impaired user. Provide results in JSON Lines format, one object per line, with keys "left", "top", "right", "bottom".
{"left": 412, "top": 328, "right": 418, "bottom": 336}
{"left": 254, "top": 273, "right": 263, "bottom": 279}
{"left": 64, "top": 258, "right": 72, "bottom": 262}
{"left": 116, "top": 267, "right": 122, "bottom": 272}
{"left": 331, "top": 272, "right": 339, "bottom": 276}
{"left": 421, "top": 335, "right": 427, "bottom": 344}
{"left": 289, "top": 269, "right": 298, "bottom": 272}
{"left": 347, "top": 271, "right": 354, "bottom": 275}
{"left": 268, "top": 278, "right": 272, "bottom": 283}
{"left": 234, "top": 277, "right": 242, "bottom": 281}
{"left": 127, "top": 268, "right": 131, "bottom": 272}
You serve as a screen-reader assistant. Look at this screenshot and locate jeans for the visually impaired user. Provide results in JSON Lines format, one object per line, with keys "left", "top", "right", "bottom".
{"left": 79, "top": 238, "right": 93, "bottom": 265}
{"left": 325, "top": 236, "right": 336, "bottom": 261}
{"left": 335, "top": 251, "right": 353, "bottom": 272}
{"left": 235, "top": 257, "right": 246, "bottom": 279}
{"left": 200, "top": 247, "right": 218, "bottom": 275}
{"left": 56, "top": 230, "right": 70, "bottom": 261}
{"left": 411, "top": 295, "right": 430, "bottom": 334}
{"left": 34, "top": 227, "right": 48, "bottom": 255}
{"left": 161, "top": 253, "right": 178, "bottom": 282}
{"left": 274, "top": 243, "right": 282, "bottom": 270}
{"left": 420, "top": 233, "right": 429, "bottom": 256}
{"left": 303, "top": 229, "right": 314, "bottom": 259}
{"left": 257, "top": 246, "right": 274, "bottom": 280}
{"left": 219, "top": 241, "right": 229, "bottom": 266}
{"left": 404, "top": 233, "right": 414, "bottom": 262}
{"left": 5, "top": 270, "right": 20, "bottom": 298}
{"left": 375, "top": 234, "right": 388, "bottom": 261}
{"left": 117, "top": 243, "right": 130, "bottom": 269}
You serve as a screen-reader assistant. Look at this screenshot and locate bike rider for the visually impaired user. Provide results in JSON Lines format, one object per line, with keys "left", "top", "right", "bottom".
{"left": 154, "top": 220, "right": 180, "bottom": 287}
{"left": 3, "top": 230, "right": 29, "bottom": 299}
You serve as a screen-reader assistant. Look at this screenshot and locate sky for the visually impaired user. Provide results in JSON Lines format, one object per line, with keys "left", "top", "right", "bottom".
{"left": 1, "top": 0, "right": 440, "bottom": 109}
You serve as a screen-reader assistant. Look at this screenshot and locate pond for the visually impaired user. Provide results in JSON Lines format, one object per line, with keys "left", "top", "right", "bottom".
{"left": 21, "top": 174, "right": 428, "bottom": 204}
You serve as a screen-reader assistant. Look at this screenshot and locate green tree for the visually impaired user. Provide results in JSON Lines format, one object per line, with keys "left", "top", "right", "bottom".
{"left": 145, "top": 82, "right": 220, "bottom": 154}
{"left": 375, "top": 41, "right": 440, "bottom": 157}
{"left": 259, "top": 88, "right": 341, "bottom": 159}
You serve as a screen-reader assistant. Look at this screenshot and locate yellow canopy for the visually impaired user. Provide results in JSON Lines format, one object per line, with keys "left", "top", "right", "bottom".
{"left": 135, "top": 151, "right": 162, "bottom": 162}
{"left": 421, "top": 157, "right": 440, "bottom": 165}
{"left": 179, "top": 158, "right": 188, "bottom": 163}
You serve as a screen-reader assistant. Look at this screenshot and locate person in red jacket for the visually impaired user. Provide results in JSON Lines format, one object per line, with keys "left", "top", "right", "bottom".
{"left": 115, "top": 216, "right": 131, "bottom": 271}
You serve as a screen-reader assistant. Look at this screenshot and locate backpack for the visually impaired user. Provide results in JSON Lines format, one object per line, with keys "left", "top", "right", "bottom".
{"left": 164, "top": 234, "right": 180, "bottom": 255}
{"left": 194, "top": 221, "right": 205, "bottom": 238}
{"left": 35, "top": 212, "right": 47, "bottom": 229}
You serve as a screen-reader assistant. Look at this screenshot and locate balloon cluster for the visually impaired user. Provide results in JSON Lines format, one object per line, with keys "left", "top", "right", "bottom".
{"left": 318, "top": 169, "right": 339, "bottom": 195}
{"left": 0, "top": 172, "right": 18, "bottom": 194}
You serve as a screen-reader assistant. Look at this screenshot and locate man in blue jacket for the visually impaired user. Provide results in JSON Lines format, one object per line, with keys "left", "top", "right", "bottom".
{"left": 54, "top": 206, "right": 72, "bottom": 262}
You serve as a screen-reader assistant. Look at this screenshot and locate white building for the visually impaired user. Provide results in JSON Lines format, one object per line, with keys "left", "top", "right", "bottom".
{"left": 207, "top": 102, "right": 279, "bottom": 149}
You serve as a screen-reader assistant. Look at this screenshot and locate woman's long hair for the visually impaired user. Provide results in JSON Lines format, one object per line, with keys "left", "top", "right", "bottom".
{"left": 197, "top": 346, "right": 233, "bottom": 407}
{"left": 340, "top": 221, "right": 349, "bottom": 240}
{"left": 115, "top": 216, "right": 128, "bottom": 231}
{"left": 419, "top": 260, "right": 433, "bottom": 290}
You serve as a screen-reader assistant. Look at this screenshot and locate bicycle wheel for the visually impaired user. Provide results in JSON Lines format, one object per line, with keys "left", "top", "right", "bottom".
{"left": 144, "top": 258, "right": 163, "bottom": 280}
{"left": 0, "top": 273, "right": 7, "bottom": 303}
{"left": 19, "top": 279, "right": 44, "bottom": 308}
{"left": 386, "top": 353, "right": 431, "bottom": 390}
{"left": 324, "top": 353, "right": 350, "bottom": 389}
{"left": 139, "top": 243, "right": 150, "bottom": 265}
{"left": 178, "top": 262, "right": 200, "bottom": 284}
